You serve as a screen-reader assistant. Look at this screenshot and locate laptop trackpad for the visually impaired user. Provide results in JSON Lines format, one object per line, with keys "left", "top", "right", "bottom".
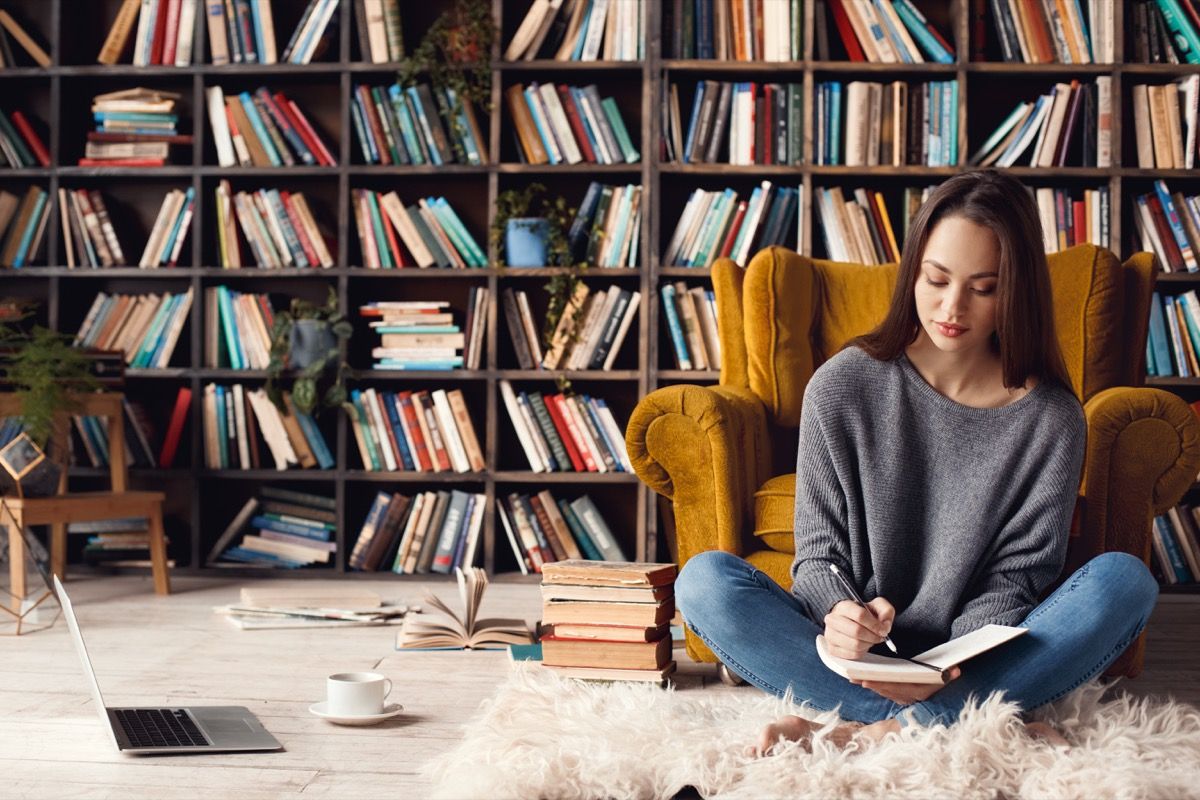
{"left": 191, "top": 707, "right": 270, "bottom": 743}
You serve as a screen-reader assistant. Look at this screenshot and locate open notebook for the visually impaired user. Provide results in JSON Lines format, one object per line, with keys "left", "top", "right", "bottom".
{"left": 816, "top": 624, "right": 1028, "bottom": 685}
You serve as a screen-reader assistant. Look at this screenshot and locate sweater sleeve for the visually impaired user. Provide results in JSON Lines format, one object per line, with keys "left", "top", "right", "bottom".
{"left": 949, "top": 407, "right": 1086, "bottom": 639}
{"left": 789, "top": 387, "right": 857, "bottom": 624}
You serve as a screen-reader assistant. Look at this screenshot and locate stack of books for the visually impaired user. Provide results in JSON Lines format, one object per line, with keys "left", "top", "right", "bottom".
{"left": 352, "top": 82, "right": 486, "bottom": 166}
{"left": 567, "top": 181, "right": 643, "bottom": 267}
{"left": 506, "top": 82, "right": 639, "bottom": 165}
{"left": 352, "top": 0, "right": 404, "bottom": 63}
{"left": 1152, "top": 503, "right": 1200, "bottom": 584}
{"left": 206, "top": 86, "right": 336, "bottom": 168}
{"left": 203, "top": 384, "right": 334, "bottom": 470}
{"left": 498, "top": 491, "right": 627, "bottom": 575}
{"left": 1131, "top": 0, "right": 1200, "bottom": 64}
{"left": 499, "top": 380, "right": 631, "bottom": 474}
{"left": 1148, "top": 289, "right": 1200, "bottom": 378}
{"left": 661, "top": 282, "right": 720, "bottom": 372}
{"left": 663, "top": 182, "right": 801, "bottom": 267}
{"left": 539, "top": 560, "right": 678, "bottom": 683}
{"left": 970, "top": 79, "right": 1113, "bottom": 169}
{"left": 351, "top": 190, "right": 485, "bottom": 269}
{"left": 214, "top": 180, "right": 334, "bottom": 269}
{"left": 208, "top": 486, "right": 338, "bottom": 568}
{"left": 97, "top": 0, "right": 199, "bottom": 66}
{"left": 74, "top": 289, "right": 194, "bottom": 368}
{"left": 1132, "top": 181, "right": 1199, "bottom": 276}
{"left": 0, "top": 186, "right": 49, "bottom": 268}
{"left": 813, "top": 185, "right": 901, "bottom": 265}
{"left": 1033, "top": 186, "right": 1110, "bottom": 253}
{"left": 360, "top": 299, "right": 484, "bottom": 371}
{"left": 134, "top": 188, "right": 196, "bottom": 268}
{"left": 0, "top": 108, "right": 49, "bottom": 167}
{"left": 77, "top": 517, "right": 173, "bottom": 569}
{"left": 84, "top": 89, "right": 183, "bottom": 167}
{"left": 819, "top": 0, "right": 955, "bottom": 63}
{"left": 203, "top": 286, "right": 275, "bottom": 370}
{"left": 503, "top": 284, "right": 640, "bottom": 371}
{"left": 816, "top": 80, "right": 958, "bottom": 167}
{"left": 987, "top": 0, "right": 1113, "bottom": 63}
{"left": 205, "top": 0, "right": 339, "bottom": 65}
{"left": 505, "top": 0, "right": 644, "bottom": 61}
{"left": 0, "top": 9, "right": 51, "bottom": 67}
{"left": 352, "top": 489, "right": 487, "bottom": 574}
{"left": 665, "top": 81, "right": 803, "bottom": 165}
{"left": 667, "top": 0, "right": 800, "bottom": 60}
{"left": 1130, "top": 76, "right": 1199, "bottom": 170}
{"left": 346, "top": 387, "right": 484, "bottom": 474}
{"left": 72, "top": 397, "right": 160, "bottom": 468}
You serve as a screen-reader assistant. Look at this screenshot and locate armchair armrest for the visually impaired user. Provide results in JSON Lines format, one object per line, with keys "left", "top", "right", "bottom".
{"left": 626, "top": 384, "right": 772, "bottom": 561}
{"left": 1080, "top": 387, "right": 1200, "bottom": 562}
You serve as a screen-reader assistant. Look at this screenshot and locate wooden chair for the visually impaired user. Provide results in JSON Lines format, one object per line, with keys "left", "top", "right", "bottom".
{"left": 2, "top": 392, "right": 170, "bottom": 606}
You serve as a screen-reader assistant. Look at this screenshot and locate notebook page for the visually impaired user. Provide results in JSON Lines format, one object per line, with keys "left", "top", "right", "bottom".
{"left": 914, "top": 624, "right": 1028, "bottom": 668}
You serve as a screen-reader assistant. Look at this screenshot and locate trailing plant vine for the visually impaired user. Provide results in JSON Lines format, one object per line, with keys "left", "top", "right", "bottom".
{"left": 265, "top": 287, "right": 353, "bottom": 417}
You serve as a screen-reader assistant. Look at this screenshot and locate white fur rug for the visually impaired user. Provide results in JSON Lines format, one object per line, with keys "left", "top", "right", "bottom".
{"left": 423, "top": 663, "right": 1200, "bottom": 799}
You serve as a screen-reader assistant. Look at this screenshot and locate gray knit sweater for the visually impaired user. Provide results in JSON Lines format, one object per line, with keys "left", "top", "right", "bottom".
{"left": 790, "top": 345, "right": 1087, "bottom": 657}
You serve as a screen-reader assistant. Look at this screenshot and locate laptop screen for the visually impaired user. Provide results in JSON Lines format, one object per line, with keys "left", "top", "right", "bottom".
{"left": 53, "top": 576, "right": 119, "bottom": 748}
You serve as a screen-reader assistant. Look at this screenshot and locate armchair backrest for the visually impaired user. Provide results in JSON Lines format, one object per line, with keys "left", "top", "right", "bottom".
{"left": 713, "top": 244, "right": 1157, "bottom": 430}
{"left": 0, "top": 392, "right": 128, "bottom": 494}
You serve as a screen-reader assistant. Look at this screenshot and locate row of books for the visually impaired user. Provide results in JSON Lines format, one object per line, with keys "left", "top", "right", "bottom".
{"left": 84, "top": 89, "right": 182, "bottom": 167}
{"left": 353, "top": 0, "right": 404, "bottom": 63}
{"left": 211, "top": 0, "right": 339, "bottom": 65}
{"left": 499, "top": 495, "right": 627, "bottom": 575}
{"left": 663, "top": 182, "right": 801, "bottom": 268}
{"left": 1148, "top": 290, "right": 1200, "bottom": 379}
{"left": 506, "top": 82, "right": 639, "bottom": 166}
{"left": 504, "top": 284, "right": 640, "bottom": 372}
{"left": 539, "top": 561, "right": 677, "bottom": 683}
{"left": 0, "top": 186, "right": 50, "bottom": 268}
{"left": 565, "top": 182, "right": 643, "bottom": 268}
{"left": 661, "top": 282, "right": 721, "bottom": 372}
{"left": 814, "top": 185, "right": 901, "bottom": 265}
{"left": 352, "top": 489, "right": 485, "bottom": 574}
{"left": 347, "top": 387, "right": 484, "bottom": 474}
{"left": 1152, "top": 503, "right": 1200, "bottom": 584}
{"left": 0, "top": 9, "right": 50, "bottom": 68}
{"left": 352, "top": 82, "right": 486, "bottom": 166}
{"left": 1131, "top": 0, "right": 1200, "bottom": 64}
{"left": 204, "top": 384, "right": 334, "bottom": 470}
{"left": 970, "top": 78, "right": 1111, "bottom": 169}
{"left": 215, "top": 180, "right": 334, "bottom": 269}
{"left": 0, "top": 108, "right": 48, "bottom": 168}
{"left": 359, "top": 299, "right": 483, "bottom": 371}
{"left": 666, "top": 0, "right": 802, "bottom": 61}
{"left": 208, "top": 486, "right": 338, "bottom": 568}
{"left": 350, "top": 190, "right": 485, "bottom": 269}
{"left": 1034, "top": 186, "right": 1110, "bottom": 253}
{"left": 987, "top": 0, "right": 1113, "bottom": 63}
{"left": 79, "top": 518, "right": 170, "bottom": 568}
{"left": 816, "top": 80, "right": 958, "bottom": 167}
{"left": 499, "top": 380, "right": 631, "bottom": 475}
{"left": 1133, "top": 181, "right": 1200, "bottom": 275}
{"left": 1131, "top": 76, "right": 1200, "bottom": 170}
{"left": 666, "top": 81, "right": 803, "bottom": 166}
{"left": 823, "top": 0, "right": 956, "bottom": 64}
{"left": 58, "top": 189, "right": 128, "bottom": 268}
{"left": 204, "top": 286, "right": 274, "bottom": 370}
{"left": 506, "top": 0, "right": 644, "bottom": 62}
{"left": 74, "top": 288, "right": 194, "bottom": 368}
{"left": 67, "top": 390, "right": 190, "bottom": 470}
{"left": 137, "top": 189, "right": 196, "bottom": 268}
{"left": 207, "top": 85, "right": 336, "bottom": 168}
{"left": 98, "top": 0, "right": 198, "bottom": 66}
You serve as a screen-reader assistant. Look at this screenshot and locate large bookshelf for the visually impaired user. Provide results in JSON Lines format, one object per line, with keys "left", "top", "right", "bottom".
{"left": 1, "top": 0, "right": 1196, "bottom": 587}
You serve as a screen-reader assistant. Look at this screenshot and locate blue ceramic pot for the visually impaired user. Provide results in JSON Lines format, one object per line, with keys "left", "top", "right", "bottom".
{"left": 505, "top": 218, "right": 549, "bottom": 267}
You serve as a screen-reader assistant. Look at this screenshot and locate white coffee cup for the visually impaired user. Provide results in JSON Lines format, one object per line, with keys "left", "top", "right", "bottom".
{"left": 326, "top": 672, "right": 393, "bottom": 717}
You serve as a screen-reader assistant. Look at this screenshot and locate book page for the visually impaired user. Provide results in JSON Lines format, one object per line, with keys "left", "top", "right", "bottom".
{"left": 913, "top": 624, "right": 1028, "bottom": 668}
{"left": 816, "top": 625, "right": 1027, "bottom": 684}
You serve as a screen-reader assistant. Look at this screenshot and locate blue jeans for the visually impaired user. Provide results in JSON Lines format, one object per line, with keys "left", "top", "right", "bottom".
{"left": 675, "top": 550, "right": 1158, "bottom": 727}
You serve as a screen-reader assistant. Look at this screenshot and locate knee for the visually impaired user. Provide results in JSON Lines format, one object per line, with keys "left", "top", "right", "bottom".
{"left": 1086, "top": 552, "right": 1159, "bottom": 620}
{"left": 676, "top": 550, "right": 744, "bottom": 620}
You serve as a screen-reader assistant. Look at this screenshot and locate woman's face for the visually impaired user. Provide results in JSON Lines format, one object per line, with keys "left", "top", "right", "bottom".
{"left": 913, "top": 215, "right": 1001, "bottom": 355}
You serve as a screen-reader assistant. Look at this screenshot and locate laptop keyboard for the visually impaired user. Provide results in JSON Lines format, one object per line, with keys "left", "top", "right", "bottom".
{"left": 115, "top": 709, "right": 211, "bottom": 749}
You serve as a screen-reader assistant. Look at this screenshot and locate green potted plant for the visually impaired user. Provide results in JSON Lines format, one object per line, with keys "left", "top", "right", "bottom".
{"left": 265, "top": 288, "right": 352, "bottom": 416}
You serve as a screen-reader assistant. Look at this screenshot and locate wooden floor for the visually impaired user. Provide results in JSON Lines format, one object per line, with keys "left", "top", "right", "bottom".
{"left": 2, "top": 575, "right": 1197, "bottom": 799}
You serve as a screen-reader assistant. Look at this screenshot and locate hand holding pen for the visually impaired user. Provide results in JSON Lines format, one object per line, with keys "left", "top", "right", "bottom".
{"left": 823, "top": 563, "right": 898, "bottom": 660}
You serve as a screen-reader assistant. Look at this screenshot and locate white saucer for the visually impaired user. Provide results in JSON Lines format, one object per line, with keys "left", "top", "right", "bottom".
{"left": 308, "top": 702, "right": 404, "bottom": 726}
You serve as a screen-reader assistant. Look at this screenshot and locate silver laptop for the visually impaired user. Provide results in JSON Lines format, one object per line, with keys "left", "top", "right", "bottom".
{"left": 54, "top": 575, "right": 283, "bottom": 755}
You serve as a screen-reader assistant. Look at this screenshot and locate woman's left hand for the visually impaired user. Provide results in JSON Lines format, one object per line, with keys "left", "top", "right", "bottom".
{"left": 851, "top": 666, "right": 963, "bottom": 705}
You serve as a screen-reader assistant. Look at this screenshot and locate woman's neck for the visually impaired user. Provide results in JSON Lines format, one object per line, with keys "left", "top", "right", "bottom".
{"left": 903, "top": 335, "right": 1003, "bottom": 400}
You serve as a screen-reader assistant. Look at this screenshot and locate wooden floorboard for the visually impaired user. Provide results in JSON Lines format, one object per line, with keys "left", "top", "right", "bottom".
{"left": 2, "top": 575, "right": 1196, "bottom": 799}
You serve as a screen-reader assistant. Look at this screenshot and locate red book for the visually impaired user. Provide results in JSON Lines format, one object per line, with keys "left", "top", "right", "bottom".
{"left": 279, "top": 191, "right": 320, "bottom": 267}
{"left": 718, "top": 201, "right": 749, "bottom": 259}
{"left": 1072, "top": 199, "right": 1086, "bottom": 247}
{"left": 158, "top": 387, "right": 192, "bottom": 468}
{"left": 375, "top": 191, "right": 408, "bottom": 267}
{"left": 557, "top": 85, "right": 596, "bottom": 163}
{"left": 76, "top": 158, "right": 166, "bottom": 167}
{"left": 256, "top": 293, "right": 274, "bottom": 331}
{"left": 827, "top": 0, "right": 865, "bottom": 61}
{"left": 399, "top": 392, "right": 434, "bottom": 471}
{"left": 161, "top": 0, "right": 182, "bottom": 65}
{"left": 544, "top": 394, "right": 585, "bottom": 471}
{"left": 417, "top": 392, "right": 452, "bottom": 471}
{"left": 10, "top": 111, "right": 49, "bottom": 166}
{"left": 762, "top": 85, "right": 774, "bottom": 165}
{"left": 553, "top": 394, "right": 597, "bottom": 472}
{"left": 1147, "top": 195, "right": 1184, "bottom": 272}
{"left": 357, "top": 85, "right": 391, "bottom": 165}
{"left": 284, "top": 97, "right": 337, "bottom": 166}
{"left": 255, "top": 89, "right": 306, "bottom": 162}
{"left": 149, "top": 0, "right": 170, "bottom": 64}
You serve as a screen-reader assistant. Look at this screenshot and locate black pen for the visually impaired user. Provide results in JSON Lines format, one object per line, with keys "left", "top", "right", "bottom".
{"left": 829, "top": 563, "right": 898, "bottom": 654}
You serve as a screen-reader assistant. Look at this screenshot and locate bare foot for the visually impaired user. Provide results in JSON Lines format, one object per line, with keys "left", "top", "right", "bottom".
{"left": 1024, "top": 721, "right": 1070, "bottom": 749}
{"left": 751, "top": 715, "right": 864, "bottom": 756}
{"left": 853, "top": 718, "right": 901, "bottom": 747}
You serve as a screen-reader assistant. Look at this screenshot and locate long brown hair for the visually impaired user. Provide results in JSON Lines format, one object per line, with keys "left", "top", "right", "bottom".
{"left": 846, "top": 169, "right": 1073, "bottom": 393}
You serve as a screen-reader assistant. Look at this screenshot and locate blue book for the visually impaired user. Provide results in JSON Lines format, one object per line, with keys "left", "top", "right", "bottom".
{"left": 571, "top": 0, "right": 595, "bottom": 60}
{"left": 247, "top": 0, "right": 267, "bottom": 64}
{"left": 221, "top": 546, "right": 305, "bottom": 568}
{"left": 1154, "top": 181, "right": 1198, "bottom": 272}
{"left": 1155, "top": 515, "right": 1194, "bottom": 583}
{"left": 257, "top": 88, "right": 312, "bottom": 164}
{"left": 350, "top": 389, "right": 382, "bottom": 470}
{"left": 1147, "top": 336, "right": 1158, "bottom": 377}
{"left": 581, "top": 396, "right": 623, "bottom": 471}
{"left": 683, "top": 82, "right": 705, "bottom": 163}
{"left": 1148, "top": 293, "right": 1172, "bottom": 375}
{"left": 131, "top": 293, "right": 177, "bottom": 368}
{"left": 372, "top": 325, "right": 460, "bottom": 334}
{"left": 93, "top": 112, "right": 179, "bottom": 123}
{"left": 433, "top": 198, "right": 487, "bottom": 266}
{"left": 696, "top": 0, "right": 714, "bottom": 59}
{"left": 450, "top": 494, "right": 477, "bottom": 569}
{"left": 947, "top": 80, "right": 959, "bottom": 165}
{"left": 11, "top": 190, "right": 47, "bottom": 268}
{"left": 873, "top": 0, "right": 913, "bottom": 63}
{"left": 557, "top": 498, "right": 603, "bottom": 561}
{"left": 251, "top": 516, "right": 334, "bottom": 540}
{"left": 290, "top": 0, "right": 333, "bottom": 64}
{"left": 381, "top": 392, "right": 415, "bottom": 470}
{"left": 365, "top": 190, "right": 393, "bottom": 268}
{"left": 217, "top": 287, "right": 245, "bottom": 370}
{"left": 569, "top": 86, "right": 603, "bottom": 157}
{"left": 508, "top": 643, "right": 543, "bottom": 661}
{"left": 238, "top": 92, "right": 281, "bottom": 165}
{"left": 829, "top": 82, "right": 842, "bottom": 165}
{"left": 389, "top": 85, "right": 426, "bottom": 165}
{"left": 659, "top": 284, "right": 692, "bottom": 369}
{"left": 374, "top": 360, "right": 464, "bottom": 370}
{"left": 431, "top": 490, "right": 472, "bottom": 574}
{"left": 294, "top": 409, "right": 334, "bottom": 469}
{"left": 523, "top": 84, "right": 560, "bottom": 164}
{"left": 405, "top": 86, "right": 444, "bottom": 166}
{"left": 350, "top": 93, "right": 375, "bottom": 162}
{"left": 157, "top": 186, "right": 195, "bottom": 266}
{"left": 214, "top": 385, "right": 229, "bottom": 468}
{"left": 730, "top": 185, "right": 763, "bottom": 261}
{"left": 893, "top": 0, "right": 954, "bottom": 63}
{"left": 98, "top": 126, "right": 180, "bottom": 136}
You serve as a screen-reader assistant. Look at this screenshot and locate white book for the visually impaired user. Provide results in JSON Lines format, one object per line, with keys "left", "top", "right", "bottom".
{"left": 997, "top": 96, "right": 1051, "bottom": 168}
{"left": 1135, "top": 197, "right": 1169, "bottom": 269}
{"left": 392, "top": 493, "right": 428, "bottom": 573}
{"left": 580, "top": 0, "right": 610, "bottom": 61}
{"left": 505, "top": 0, "right": 552, "bottom": 60}
{"left": 364, "top": 0, "right": 389, "bottom": 63}
{"left": 878, "top": 0, "right": 923, "bottom": 63}
{"left": 663, "top": 189, "right": 703, "bottom": 265}
{"left": 736, "top": 181, "right": 774, "bottom": 265}
{"left": 1033, "top": 84, "right": 1072, "bottom": 168}
{"left": 174, "top": 0, "right": 197, "bottom": 65}
{"left": 817, "top": 625, "right": 1028, "bottom": 685}
{"left": 1131, "top": 84, "right": 1154, "bottom": 168}
{"left": 845, "top": 82, "right": 870, "bottom": 166}
{"left": 154, "top": 287, "right": 193, "bottom": 369}
{"left": 516, "top": 390, "right": 554, "bottom": 471}
{"left": 206, "top": 86, "right": 236, "bottom": 167}
{"left": 133, "top": 0, "right": 154, "bottom": 66}
{"left": 232, "top": 383, "right": 250, "bottom": 469}
{"left": 363, "top": 388, "right": 398, "bottom": 471}
{"left": 150, "top": 190, "right": 187, "bottom": 266}
{"left": 499, "top": 380, "right": 546, "bottom": 472}
{"left": 1182, "top": 75, "right": 1199, "bottom": 170}
{"left": 247, "top": 389, "right": 296, "bottom": 469}
{"left": 1036, "top": 187, "right": 1057, "bottom": 254}
{"left": 676, "top": 191, "right": 717, "bottom": 266}
{"left": 253, "top": 0, "right": 276, "bottom": 64}
{"left": 295, "top": 0, "right": 338, "bottom": 64}
{"left": 431, "top": 389, "right": 471, "bottom": 474}
{"left": 166, "top": 190, "right": 196, "bottom": 267}
{"left": 571, "top": 286, "right": 621, "bottom": 370}
{"left": 539, "top": 83, "right": 583, "bottom": 163}
{"left": 594, "top": 400, "right": 633, "bottom": 472}
{"left": 525, "top": 0, "right": 565, "bottom": 61}
{"left": 603, "top": 290, "right": 641, "bottom": 371}
{"left": 139, "top": 191, "right": 180, "bottom": 267}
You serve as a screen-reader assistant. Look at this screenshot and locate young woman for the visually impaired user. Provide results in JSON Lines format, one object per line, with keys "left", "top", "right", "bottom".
{"left": 673, "top": 169, "right": 1159, "bottom": 753}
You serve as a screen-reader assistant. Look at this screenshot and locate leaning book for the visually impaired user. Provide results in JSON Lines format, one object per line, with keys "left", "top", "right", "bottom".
{"left": 396, "top": 566, "right": 533, "bottom": 650}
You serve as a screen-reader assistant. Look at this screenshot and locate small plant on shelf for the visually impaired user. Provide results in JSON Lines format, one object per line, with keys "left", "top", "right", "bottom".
{"left": 399, "top": 0, "right": 495, "bottom": 110}
{"left": 265, "top": 287, "right": 352, "bottom": 416}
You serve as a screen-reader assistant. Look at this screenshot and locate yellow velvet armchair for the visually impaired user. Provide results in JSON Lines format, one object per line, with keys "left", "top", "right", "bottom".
{"left": 627, "top": 244, "right": 1200, "bottom": 678}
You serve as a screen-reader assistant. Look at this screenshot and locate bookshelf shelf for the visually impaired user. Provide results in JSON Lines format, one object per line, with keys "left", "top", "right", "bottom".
{"left": 497, "top": 60, "right": 644, "bottom": 72}
{"left": 343, "top": 471, "right": 489, "bottom": 484}
{"left": 960, "top": 63, "right": 1116, "bottom": 75}
{"left": 492, "top": 471, "right": 641, "bottom": 484}
{"left": 495, "top": 164, "right": 644, "bottom": 174}
{"left": 1154, "top": 273, "right": 1200, "bottom": 284}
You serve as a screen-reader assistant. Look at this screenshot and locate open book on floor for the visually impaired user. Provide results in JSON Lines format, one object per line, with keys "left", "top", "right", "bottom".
{"left": 816, "top": 624, "right": 1028, "bottom": 685}
{"left": 396, "top": 566, "right": 533, "bottom": 651}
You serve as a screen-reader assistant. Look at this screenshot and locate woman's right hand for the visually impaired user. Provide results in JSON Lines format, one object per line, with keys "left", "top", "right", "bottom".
{"left": 823, "top": 598, "right": 895, "bottom": 660}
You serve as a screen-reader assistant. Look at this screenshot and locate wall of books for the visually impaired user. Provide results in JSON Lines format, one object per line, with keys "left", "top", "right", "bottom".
{"left": 0, "top": 0, "right": 1196, "bottom": 588}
